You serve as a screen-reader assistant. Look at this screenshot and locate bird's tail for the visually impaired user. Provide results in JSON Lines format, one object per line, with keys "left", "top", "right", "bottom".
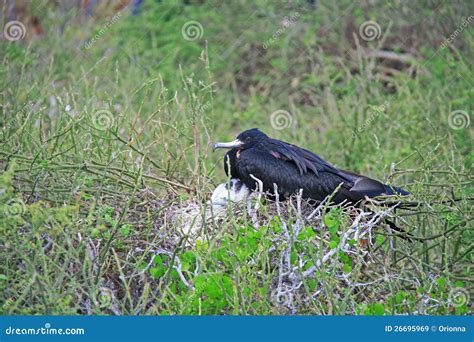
{"left": 348, "top": 176, "right": 410, "bottom": 199}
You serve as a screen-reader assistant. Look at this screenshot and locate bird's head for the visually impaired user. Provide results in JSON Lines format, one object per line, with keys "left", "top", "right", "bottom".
{"left": 213, "top": 128, "right": 268, "bottom": 151}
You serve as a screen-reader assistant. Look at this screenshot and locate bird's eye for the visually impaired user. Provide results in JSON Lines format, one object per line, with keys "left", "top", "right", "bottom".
{"left": 246, "top": 137, "right": 252, "bottom": 142}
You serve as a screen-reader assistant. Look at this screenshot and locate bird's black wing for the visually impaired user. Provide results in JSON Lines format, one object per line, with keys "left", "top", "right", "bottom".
{"left": 231, "top": 147, "right": 316, "bottom": 191}
{"left": 267, "top": 138, "right": 352, "bottom": 178}
{"left": 230, "top": 147, "right": 357, "bottom": 202}
{"left": 265, "top": 138, "right": 408, "bottom": 198}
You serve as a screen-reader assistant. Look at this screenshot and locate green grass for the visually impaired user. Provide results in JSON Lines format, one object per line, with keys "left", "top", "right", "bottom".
{"left": 0, "top": 0, "right": 472, "bottom": 315}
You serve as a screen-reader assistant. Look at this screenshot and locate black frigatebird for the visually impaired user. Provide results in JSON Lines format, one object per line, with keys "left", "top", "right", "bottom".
{"left": 213, "top": 128, "right": 409, "bottom": 204}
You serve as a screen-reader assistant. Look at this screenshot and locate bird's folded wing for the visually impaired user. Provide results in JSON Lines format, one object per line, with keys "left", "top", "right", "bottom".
{"left": 266, "top": 139, "right": 402, "bottom": 198}
{"left": 268, "top": 138, "right": 351, "bottom": 179}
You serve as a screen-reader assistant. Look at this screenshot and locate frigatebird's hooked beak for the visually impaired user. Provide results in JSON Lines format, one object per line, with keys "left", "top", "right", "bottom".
{"left": 212, "top": 139, "right": 244, "bottom": 151}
